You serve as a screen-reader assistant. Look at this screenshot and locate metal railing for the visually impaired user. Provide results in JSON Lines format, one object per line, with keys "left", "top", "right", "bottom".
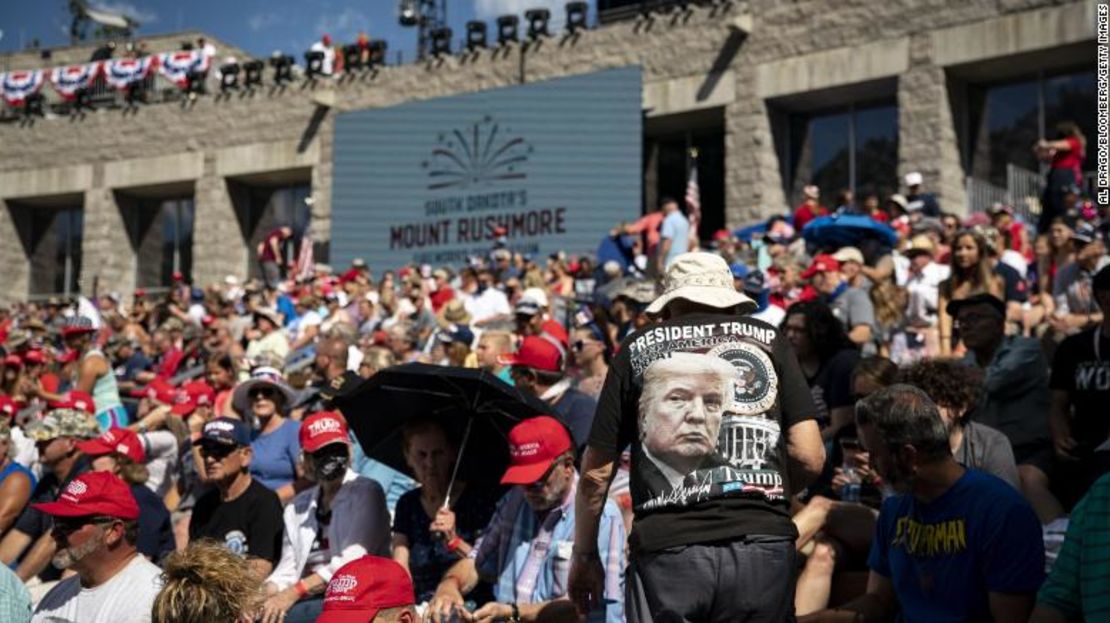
{"left": 1005, "top": 164, "right": 1042, "bottom": 224}
{"left": 966, "top": 176, "right": 1008, "bottom": 216}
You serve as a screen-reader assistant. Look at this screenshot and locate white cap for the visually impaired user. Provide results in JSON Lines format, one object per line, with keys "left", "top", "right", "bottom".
{"left": 520, "top": 287, "right": 549, "bottom": 308}
{"left": 224, "top": 275, "right": 239, "bottom": 286}
{"left": 904, "top": 172, "right": 923, "bottom": 187}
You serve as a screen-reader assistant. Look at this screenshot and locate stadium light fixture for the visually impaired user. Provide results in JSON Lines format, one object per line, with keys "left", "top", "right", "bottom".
{"left": 430, "top": 27, "right": 452, "bottom": 56}
{"left": 525, "top": 8, "right": 550, "bottom": 40}
{"left": 466, "top": 20, "right": 488, "bottom": 50}
{"left": 565, "top": 2, "right": 588, "bottom": 33}
{"left": 497, "top": 14, "right": 519, "bottom": 45}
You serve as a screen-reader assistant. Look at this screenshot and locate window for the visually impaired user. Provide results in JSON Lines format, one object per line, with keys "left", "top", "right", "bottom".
{"left": 783, "top": 101, "right": 899, "bottom": 208}
{"left": 29, "top": 207, "right": 82, "bottom": 297}
{"left": 130, "top": 198, "right": 195, "bottom": 288}
{"left": 244, "top": 184, "right": 311, "bottom": 279}
{"left": 967, "top": 69, "right": 1095, "bottom": 188}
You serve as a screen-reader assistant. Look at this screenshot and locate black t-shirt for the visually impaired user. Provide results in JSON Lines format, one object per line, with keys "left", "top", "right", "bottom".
{"left": 189, "top": 478, "right": 284, "bottom": 564}
{"left": 13, "top": 456, "right": 91, "bottom": 582}
{"left": 994, "top": 263, "right": 1029, "bottom": 303}
{"left": 588, "top": 312, "right": 816, "bottom": 554}
{"left": 1050, "top": 327, "right": 1110, "bottom": 454}
{"left": 805, "top": 348, "right": 859, "bottom": 426}
{"left": 131, "top": 483, "right": 174, "bottom": 562}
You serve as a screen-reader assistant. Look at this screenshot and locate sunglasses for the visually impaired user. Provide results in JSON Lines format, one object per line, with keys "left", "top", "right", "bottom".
{"left": 52, "top": 516, "right": 116, "bottom": 537}
{"left": 571, "top": 339, "right": 597, "bottom": 352}
{"left": 199, "top": 443, "right": 239, "bottom": 460}
{"left": 249, "top": 388, "right": 276, "bottom": 401}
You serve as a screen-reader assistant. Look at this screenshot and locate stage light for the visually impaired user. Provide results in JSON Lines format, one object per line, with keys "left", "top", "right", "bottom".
{"left": 24, "top": 93, "right": 44, "bottom": 117}
{"left": 496, "top": 14, "right": 519, "bottom": 45}
{"left": 399, "top": 0, "right": 420, "bottom": 27}
{"left": 525, "top": 8, "right": 550, "bottom": 40}
{"left": 466, "top": 20, "right": 487, "bottom": 50}
{"left": 219, "top": 62, "right": 240, "bottom": 91}
{"left": 270, "top": 52, "right": 294, "bottom": 84}
{"left": 430, "top": 27, "right": 452, "bottom": 56}
{"left": 304, "top": 50, "right": 325, "bottom": 77}
{"left": 243, "top": 60, "right": 264, "bottom": 87}
{"left": 368, "top": 40, "right": 388, "bottom": 67}
{"left": 566, "top": 2, "right": 588, "bottom": 32}
{"left": 343, "top": 44, "right": 363, "bottom": 71}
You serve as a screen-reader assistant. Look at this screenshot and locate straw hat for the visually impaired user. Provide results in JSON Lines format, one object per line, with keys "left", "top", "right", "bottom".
{"left": 231, "top": 367, "right": 297, "bottom": 414}
{"left": 645, "top": 252, "right": 755, "bottom": 317}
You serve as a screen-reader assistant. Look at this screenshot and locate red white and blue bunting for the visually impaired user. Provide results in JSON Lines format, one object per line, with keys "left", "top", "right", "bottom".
{"left": 1, "top": 69, "right": 46, "bottom": 106}
{"left": 157, "top": 50, "right": 208, "bottom": 88}
{"left": 103, "top": 56, "right": 157, "bottom": 91}
{"left": 49, "top": 62, "right": 103, "bottom": 101}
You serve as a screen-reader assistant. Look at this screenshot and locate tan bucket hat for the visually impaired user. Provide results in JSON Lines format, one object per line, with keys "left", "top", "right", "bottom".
{"left": 645, "top": 252, "right": 756, "bottom": 317}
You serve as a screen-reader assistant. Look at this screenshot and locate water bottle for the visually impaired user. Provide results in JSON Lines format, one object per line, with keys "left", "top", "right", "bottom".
{"left": 841, "top": 465, "right": 862, "bottom": 503}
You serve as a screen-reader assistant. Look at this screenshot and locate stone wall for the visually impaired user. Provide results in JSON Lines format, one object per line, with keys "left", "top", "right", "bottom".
{"left": 0, "top": 0, "right": 1096, "bottom": 302}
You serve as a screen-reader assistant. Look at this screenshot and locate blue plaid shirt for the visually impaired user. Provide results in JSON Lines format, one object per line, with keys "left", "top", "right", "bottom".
{"left": 471, "top": 476, "right": 625, "bottom": 623}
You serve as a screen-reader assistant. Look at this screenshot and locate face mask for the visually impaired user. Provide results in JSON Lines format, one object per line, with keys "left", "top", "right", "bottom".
{"left": 314, "top": 451, "right": 349, "bottom": 482}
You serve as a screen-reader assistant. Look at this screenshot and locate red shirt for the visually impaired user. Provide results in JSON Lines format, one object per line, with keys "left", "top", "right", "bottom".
{"left": 1051, "top": 137, "right": 1084, "bottom": 183}
{"left": 157, "top": 348, "right": 184, "bottom": 380}
{"left": 793, "top": 202, "right": 828, "bottom": 230}
{"left": 39, "top": 372, "right": 60, "bottom": 394}
{"left": 429, "top": 287, "right": 455, "bottom": 313}
{"left": 258, "top": 229, "right": 288, "bottom": 263}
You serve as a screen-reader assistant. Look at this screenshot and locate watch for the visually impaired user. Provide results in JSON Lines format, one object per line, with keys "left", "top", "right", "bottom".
{"left": 508, "top": 602, "right": 521, "bottom": 623}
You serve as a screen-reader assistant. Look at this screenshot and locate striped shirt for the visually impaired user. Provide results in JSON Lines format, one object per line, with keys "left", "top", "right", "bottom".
{"left": 471, "top": 474, "right": 625, "bottom": 623}
{"left": 1037, "top": 472, "right": 1110, "bottom": 620}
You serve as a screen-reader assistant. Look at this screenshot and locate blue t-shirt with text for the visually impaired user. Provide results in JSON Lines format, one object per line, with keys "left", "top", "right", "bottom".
{"left": 868, "top": 468, "right": 1044, "bottom": 622}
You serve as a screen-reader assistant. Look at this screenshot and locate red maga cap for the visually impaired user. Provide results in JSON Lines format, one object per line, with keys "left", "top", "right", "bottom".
{"left": 316, "top": 555, "right": 415, "bottom": 623}
{"left": 498, "top": 335, "right": 563, "bottom": 373}
{"left": 500, "top": 415, "right": 572, "bottom": 485}
{"left": 77, "top": 427, "right": 146, "bottom": 463}
{"left": 49, "top": 390, "right": 96, "bottom": 415}
{"left": 171, "top": 380, "right": 216, "bottom": 416}
{"left": 299, "top": 411, "right": 350, "bottom": 453}
{"left": 801, "top": 254, "right": 840, "bottom": 280}
{"left": 130, "top": 379, "right": 176, "bottom": 404}
{"left": 32, "top": 471, "right": 139, "bottom": 520}
{"left": 0, "top": 395, "right": 16, "bottom": 419}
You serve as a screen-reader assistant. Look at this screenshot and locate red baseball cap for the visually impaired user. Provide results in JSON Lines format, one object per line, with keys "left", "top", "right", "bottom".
{"left": 32, "top": 471, "right": 140, "bottom": 520}
{"left": 0, "top": 395, "right": 16, "bottom": 419}
{"left": 49, "top": 391, "right": 96, "bottom": 415}
{"left": 130, "top": 379, "right": 175, "bottom": 404}
{"left": 300, "top": 411, "right": 350, "bottom": 453}
{"left": 317, "top": 555, "right": 414, "bottom": 623}
{"left": 499, "top": 336, "right": 563, "bottom": 373}
{"left": 541, "top": 319, "right": 569, "bottom": 351}
{"left": 2, "top": 354, "right": 22, "bottom": 368}
{"left": 23, "top": 350, "right": 45, "bottom": 365}
{"left": 801, "top": 254, "right": 840, "bottom": 279}
{"left": 171, "top": 380, "right": 217, "bottom": 416}
{"left": 500, "top": 416, "right": 573, "bottom": 485}
{"left": 77, "top": 427, "right": 146, "bottom": 463}
{"left": 55, "top": 349, "right": 78, "bottom": 364}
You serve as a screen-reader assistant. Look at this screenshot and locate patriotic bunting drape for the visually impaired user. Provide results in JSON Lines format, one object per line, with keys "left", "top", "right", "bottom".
{"left": 50, "top": 63, "right": 103, "bottom": 101}
{"left": 103, "top": 56, "right": 157, "bottom": 91}
{"left": 1, "top": 70, "right": 46, "bottom": 106}
{"left": 157, "top": 50, "right": 208, "bottom": 88}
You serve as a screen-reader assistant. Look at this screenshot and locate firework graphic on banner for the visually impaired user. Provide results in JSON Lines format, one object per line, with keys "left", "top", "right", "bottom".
{"left": 422, "top": 115, "right": 532, "bottom": 190}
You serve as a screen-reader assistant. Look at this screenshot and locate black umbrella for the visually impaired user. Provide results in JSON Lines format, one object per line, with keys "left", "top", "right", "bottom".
{"left": 332, "top": 363, "right": 554, "bottom": 498}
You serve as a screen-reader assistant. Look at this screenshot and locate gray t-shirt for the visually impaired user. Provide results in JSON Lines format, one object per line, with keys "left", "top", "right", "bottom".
{"left": 830, "top": 287, "right": 877, "bottom": 355}
{"left": 954, "top": 421, "right": 1021, "bottom": 491}
{"left": 659, "top": 210, "right": 690, "bottom": 268}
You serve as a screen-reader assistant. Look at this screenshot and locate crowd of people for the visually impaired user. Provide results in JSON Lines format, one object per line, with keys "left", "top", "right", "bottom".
{"left": 0, "top": 155, "right": 1107, "bottom": 622}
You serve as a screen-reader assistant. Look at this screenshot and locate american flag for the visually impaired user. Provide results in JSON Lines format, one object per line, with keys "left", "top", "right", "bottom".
{"left": 685, "top": 156, "right": 701, "bottom": 250}
{"left": 292, "top": 233, "right": 315, "bottom": 282}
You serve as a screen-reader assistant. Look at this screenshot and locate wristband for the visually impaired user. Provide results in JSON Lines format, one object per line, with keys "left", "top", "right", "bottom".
{"left": 446, "top": 535, "right": 463, "bottom": 552}
{"left": 293, "top": 580, "right": 309, "bottom": 598}
{"left": 509, "top": 603, "right": 521, "bottom": 623}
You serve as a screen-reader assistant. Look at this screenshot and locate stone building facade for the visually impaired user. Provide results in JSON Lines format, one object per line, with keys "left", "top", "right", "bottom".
{"left": 0, "top": 0, "right": 1097, "bottom": 303}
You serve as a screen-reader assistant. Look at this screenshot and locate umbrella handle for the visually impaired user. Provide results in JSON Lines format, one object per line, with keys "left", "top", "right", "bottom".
{"left": 443, "top": 416, "right": 474, "bottom": 510}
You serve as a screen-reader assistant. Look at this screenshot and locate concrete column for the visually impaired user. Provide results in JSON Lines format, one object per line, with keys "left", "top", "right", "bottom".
{"left": 194, "top": 156, "right": 249, "bottom": 286}
{"left": 898, "top": 34, "right": 967, "bottom": 214}
{"left": 81, "top": 183, "right": 134, "bottom": 298}
{"left": 0, "top": 200, "right": 29, "bottom": 304}
{"left": 308, "top": 115, "right": 334, "bottom": 265}
{"left": 725, "top": 64, "right": 788, "bottom": 227}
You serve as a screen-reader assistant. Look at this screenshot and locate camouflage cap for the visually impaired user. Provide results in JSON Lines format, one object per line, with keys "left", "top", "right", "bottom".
{"left": 24, "top": 408, "right": 99, "bottom": 442}
{"left": 0, "top": 419, "right": 10, "bottom": 439}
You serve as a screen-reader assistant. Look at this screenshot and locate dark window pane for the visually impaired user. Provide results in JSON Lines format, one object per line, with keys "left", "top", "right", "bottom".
{"left": 246, "top": 184, "right": 312, "bottom": 279}
{"left": 134, "top": 197, "right": 195, "bottom": 288}
{"left": 29, "top": 207, "right": 82, "bottom": 297}
{"left": 971, "top": 80, "right": 1039, "bottom": 187}
{"left": 808, "top": 111, "right": 851, "bottom": 208}
{"left": 854, "top": 104, "right": 899, "bottom": 198}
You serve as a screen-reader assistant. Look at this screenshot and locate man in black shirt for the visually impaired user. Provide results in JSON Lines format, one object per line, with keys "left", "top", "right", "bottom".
{"left": 189, "top": 417, "right": 283, "bottom": 581}
{"left": 1050, "top": 265, "right": 1110, "bottom": 507}
{"left": 569, "top": 252, "right": 825, "bottom": 622}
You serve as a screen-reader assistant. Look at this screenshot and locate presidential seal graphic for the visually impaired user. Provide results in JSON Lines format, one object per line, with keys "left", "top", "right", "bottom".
{"left": 707, "top": 341, "right": 777, "bottom": 415}
{"left": 224, "top": 530, "right": 248, "bottom": 556}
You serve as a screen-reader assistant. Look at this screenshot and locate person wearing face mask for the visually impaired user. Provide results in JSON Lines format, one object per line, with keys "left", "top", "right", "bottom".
{"left": 259, "top": 412, "right": 391, "bottom": 623}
